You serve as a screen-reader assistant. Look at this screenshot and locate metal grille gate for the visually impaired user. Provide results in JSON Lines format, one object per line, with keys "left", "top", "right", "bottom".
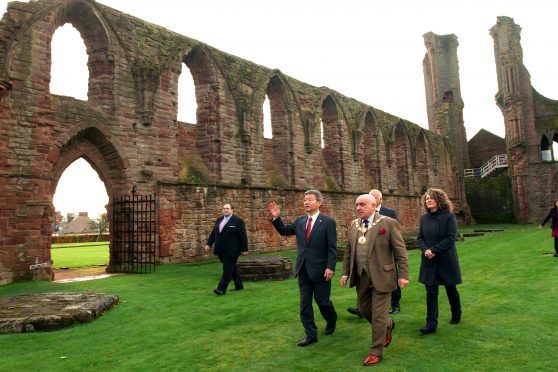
{"left": 112, "top": 190, "right": 156, "bottom": 273}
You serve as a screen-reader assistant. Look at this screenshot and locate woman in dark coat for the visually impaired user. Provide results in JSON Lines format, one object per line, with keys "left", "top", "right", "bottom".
{"left": 417, "top": 188, "right": 462, "bottom": 334}
{"left": 539, "top": 199, "right": 558, "bottom": 257}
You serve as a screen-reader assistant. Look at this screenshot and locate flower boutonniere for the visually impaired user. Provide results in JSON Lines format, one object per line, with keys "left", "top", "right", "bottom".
{"left": 378, "top": 228, "right": 387, "bottom": 235}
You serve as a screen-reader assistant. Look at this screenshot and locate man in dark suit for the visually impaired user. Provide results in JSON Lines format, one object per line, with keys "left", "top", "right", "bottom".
{"left": 268, "top": 190, "right": 338, "bottom": 347}
{"left": 205, "top": 203, "right": 248, "bottom": 295}
{"left": 341, "top": 194, "right": 409, "bottom": 366}
{"left": 347, "top": 189, "right": 402, "bottom": 317}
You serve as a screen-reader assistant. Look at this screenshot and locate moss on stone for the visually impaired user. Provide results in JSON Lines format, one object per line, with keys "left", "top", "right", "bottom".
{"left": 179, "top": 154, "right": 213, "bottom": 184}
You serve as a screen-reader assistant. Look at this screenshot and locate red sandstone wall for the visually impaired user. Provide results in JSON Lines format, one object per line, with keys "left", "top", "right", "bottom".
{"left": 157, "top": 184, "right": 422, "bottom": 263}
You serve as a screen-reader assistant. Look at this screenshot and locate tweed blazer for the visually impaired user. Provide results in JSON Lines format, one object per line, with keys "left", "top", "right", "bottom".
{"left": 343, "top": 213, "right": 408, "bottom": 292}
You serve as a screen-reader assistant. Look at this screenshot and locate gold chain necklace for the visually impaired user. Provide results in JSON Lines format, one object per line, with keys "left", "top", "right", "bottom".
{"left": 355, "top": 216, "right": 385, "bottom": 244}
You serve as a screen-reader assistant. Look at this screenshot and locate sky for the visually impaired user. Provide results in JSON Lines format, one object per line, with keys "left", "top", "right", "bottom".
{"left": 2, "top": 0, "right": 557, "bottom": 218}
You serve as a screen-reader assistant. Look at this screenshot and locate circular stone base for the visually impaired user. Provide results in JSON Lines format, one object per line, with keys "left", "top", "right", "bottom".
{"left": 0, "top": 292, "right": 119, "bottom": 334}
{"left": 237, "top": 256, "right": 293, "bottom": 281}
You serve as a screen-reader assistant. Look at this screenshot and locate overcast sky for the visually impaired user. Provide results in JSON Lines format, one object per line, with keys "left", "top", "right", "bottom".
{"left": 2, "top": 0, "right": 556, "bottom": 218}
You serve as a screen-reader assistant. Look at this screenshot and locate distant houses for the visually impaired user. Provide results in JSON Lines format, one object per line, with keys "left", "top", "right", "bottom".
{"left": 54, "top": 212, "right": 93, "bottom": 235}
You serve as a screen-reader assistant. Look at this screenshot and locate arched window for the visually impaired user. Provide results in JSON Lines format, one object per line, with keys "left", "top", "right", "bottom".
{"left": 362, "top": 111, "right": 381, "bottom": 187}
{"left": 541, "top": 135, "right": 551, "bottom": 161}
{"left": 177, "top": 63, "right": 197, "bottom": 124}
{"left": 262, "top": 95, "right": 272, "bottom": 139}
{"left": 50, "top": 24, "right": 88, "bottom": 100}
{"left": 553, "top": 133, "right": 558, "bottom": 161}
{"left": 319, "top": 120, "right": 325, "bottom": 149}
{"left": 321, "top": 96, "right": 344, "bottom": 187}
{"left": 394, "top": 122, "right": 410, "bottom": 192}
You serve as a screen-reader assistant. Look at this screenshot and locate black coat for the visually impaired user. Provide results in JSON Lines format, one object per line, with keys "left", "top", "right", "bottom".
{"left": 379, "top": 205, "right": 398, "bottom": 220}
{"left": 541, "top": 208, "right": 558, "bottom": 229}
{"left": 272, "top": 213, "right": 337, "bottom": 282}
{"left": 417, "top": 210, "right": 462, "bottom": 286}
{"left": 206, "top": 214, "right": 248, "bottom": 257}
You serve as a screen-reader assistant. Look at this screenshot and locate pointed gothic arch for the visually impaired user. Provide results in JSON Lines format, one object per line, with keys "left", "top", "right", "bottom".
{"left": 393, "top": 121, "right": 412, "bottom": 192}
{"left": 182, "top": 45, "right": 229, "bottom": 179}
{"left": 321, "top": 95, "right": 347, "bottom": 188}
{"left": 361, "top": 110, "right": 382, "bottom": 189}
{"left": 415, "top": 130, "right": 430, "bottom": 193}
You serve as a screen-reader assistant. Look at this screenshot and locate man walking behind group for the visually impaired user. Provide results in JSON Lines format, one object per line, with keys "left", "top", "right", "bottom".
{"left": 268, "top": 190, "right": 338, "bottom": 347}
{"left": 341, "top": 194, "right": 409, "bottom": 366}
{"left": 205, "top": 203, "right": 248, "bottom": 295}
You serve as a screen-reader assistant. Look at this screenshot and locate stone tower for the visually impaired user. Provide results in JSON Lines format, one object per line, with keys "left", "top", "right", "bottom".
{"left": 423, "top": 32, "right": 470, "bottom": 171}
{"left": 490, "top": 16, "right": 558, "bottom": 223}
{"left": 423, "top": 32, "right": 472, "bottom": 223}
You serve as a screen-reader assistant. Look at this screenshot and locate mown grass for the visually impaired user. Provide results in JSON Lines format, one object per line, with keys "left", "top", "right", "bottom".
{"left": 50, "top": 243, "right": 109, "bottom": 269}
{"left": 1, "top": 224, "right": 557, "bottom": 371}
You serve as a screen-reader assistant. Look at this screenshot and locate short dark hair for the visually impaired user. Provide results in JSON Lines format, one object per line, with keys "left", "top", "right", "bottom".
{"left": 304, "top": 190, "right": 323, "bottom": 202}
{"left": 223, "top": 203, "right": 233, "bottom": 210}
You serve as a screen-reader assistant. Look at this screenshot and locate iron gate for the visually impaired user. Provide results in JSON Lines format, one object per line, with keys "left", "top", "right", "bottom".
{"left": 111, "top": 190, "right": 157, "bottom": 273}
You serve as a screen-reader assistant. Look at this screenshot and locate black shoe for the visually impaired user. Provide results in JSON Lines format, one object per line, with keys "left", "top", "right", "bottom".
{"left": 388, "top": 305, "right": 400, "bottom": 314}
{"left": 347, "top": 307, "right": 362, "bottom": 317}
{"left": 213, "top": 289, "right": 225, "bottom": 295}
{"left": 554, "top": 254, "right": 558, "bottom": 257}
{"left": 449, "top": 317, "right": 461, "bottom": 324}
{"left": 420, "top": 325, "right": 437, "bottom": 334}
{"left": 325, "top": 320, "right": 336, "bottom": 335}
{"left": 297, "top": 336, "right": 318, "bottom": 347}
{"left": 234, "top": 286, "right": 244, "bottom": 291}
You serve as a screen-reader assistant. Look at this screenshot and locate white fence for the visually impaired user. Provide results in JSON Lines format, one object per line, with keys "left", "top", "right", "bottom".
{"left": 464, "top": 154, "right": 507, "bottom": 179}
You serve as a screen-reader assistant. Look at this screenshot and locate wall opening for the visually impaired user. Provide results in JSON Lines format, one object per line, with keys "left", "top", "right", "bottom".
{"left": 362, "top": 111, "right": 380, "bottom": 188}
{"left": 263, "top": 95, "right": 272, "bottom": 138}
{"left": 541, "top": 135, "right": 551, "bottom": 161}
{"left": 177, "top": 62, "right": 197, "bottom": 124}
{"left": 394, "top": 122, "right": 410, "bottom": 192}
{"left": 52, "top": 158, "right": 109, "bottom": 274}
{"left": 50, "top": 24, "right": 88, "bottom": 100}
{"left": 321, "top": 96, "right": 344, "bottom": 187}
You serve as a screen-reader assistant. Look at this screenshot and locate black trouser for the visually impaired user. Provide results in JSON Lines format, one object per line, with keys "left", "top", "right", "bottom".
{"left": 217, "top": 255, "right": 242, "bottom": 292}
{"left": 298, "top": 264, "right": 337, "bottom": 338}
{"left": 554, "top": 237, "right": 558, "bottom": 255}
{"left": 425, "top": 284, "right": 461, "bottom": 327}
{"left": 391, "top": 285, "right": 401, "bottom": 307}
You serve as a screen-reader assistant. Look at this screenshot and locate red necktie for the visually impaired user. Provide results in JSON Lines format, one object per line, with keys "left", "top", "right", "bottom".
{"left": 305, "top": 217, "right": 312, "bottom": 241}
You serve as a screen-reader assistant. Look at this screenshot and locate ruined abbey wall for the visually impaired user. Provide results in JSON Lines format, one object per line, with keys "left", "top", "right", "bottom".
{"left": 0, "top": 0, "right": 469, "bottom": 284}
{"left": 491, "top": 17, "right": 558, "bottom": 223}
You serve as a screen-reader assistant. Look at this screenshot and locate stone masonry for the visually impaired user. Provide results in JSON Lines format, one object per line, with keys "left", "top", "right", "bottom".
{"left": 0, "top": 0, "right": 471, "bottom": 284}
{"left": 491, "top": 17, "right": 558, "bottom": 223}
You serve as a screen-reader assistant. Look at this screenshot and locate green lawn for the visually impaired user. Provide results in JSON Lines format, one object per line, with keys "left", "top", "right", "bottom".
{"left": 50, "top": 243, "right": 109, "bottom": 268}
{"left": 1, "top": 224, "right": 557, "bottom": 370}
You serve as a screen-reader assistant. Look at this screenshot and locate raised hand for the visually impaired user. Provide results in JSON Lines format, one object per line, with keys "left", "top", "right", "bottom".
{"left": 268, "top": 202, "right": 281, "bottom": 218}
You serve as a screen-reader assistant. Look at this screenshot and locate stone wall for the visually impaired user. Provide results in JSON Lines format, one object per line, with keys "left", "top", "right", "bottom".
{"left": 0, "top": 0, "right": 470, "bottom": 284}
{"left": 157, "top": 184, "right": 423, "bottom": 262}
{"left": 491, "top": 17, "right": 558, "bottom": 223}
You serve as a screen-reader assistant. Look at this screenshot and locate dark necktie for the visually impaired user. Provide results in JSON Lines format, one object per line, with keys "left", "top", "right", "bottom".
{"left": 305, "top": 217, "right": 312, "bottom": 241}
{"left": 363, "top": 219, "right": 369, "bottom": 228}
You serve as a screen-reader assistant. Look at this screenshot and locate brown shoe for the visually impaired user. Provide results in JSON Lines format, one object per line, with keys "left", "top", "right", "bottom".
{"left": 362, "top": 355, "right": 382, "bottom": 366}
{"left": 384, "top": 319, "right": 395, "bottom": 347}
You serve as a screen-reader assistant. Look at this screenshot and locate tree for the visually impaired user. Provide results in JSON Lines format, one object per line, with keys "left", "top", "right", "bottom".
{"left": 88, "top": 213, "right": 109, "bottom": 241}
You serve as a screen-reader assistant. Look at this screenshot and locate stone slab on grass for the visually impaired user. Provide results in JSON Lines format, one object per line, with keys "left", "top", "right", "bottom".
{"left": 237, "top": 256, "right": 293, "bottom": 281}
{"left": 0, "top": 292, "right": 119, "bottom": 334}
